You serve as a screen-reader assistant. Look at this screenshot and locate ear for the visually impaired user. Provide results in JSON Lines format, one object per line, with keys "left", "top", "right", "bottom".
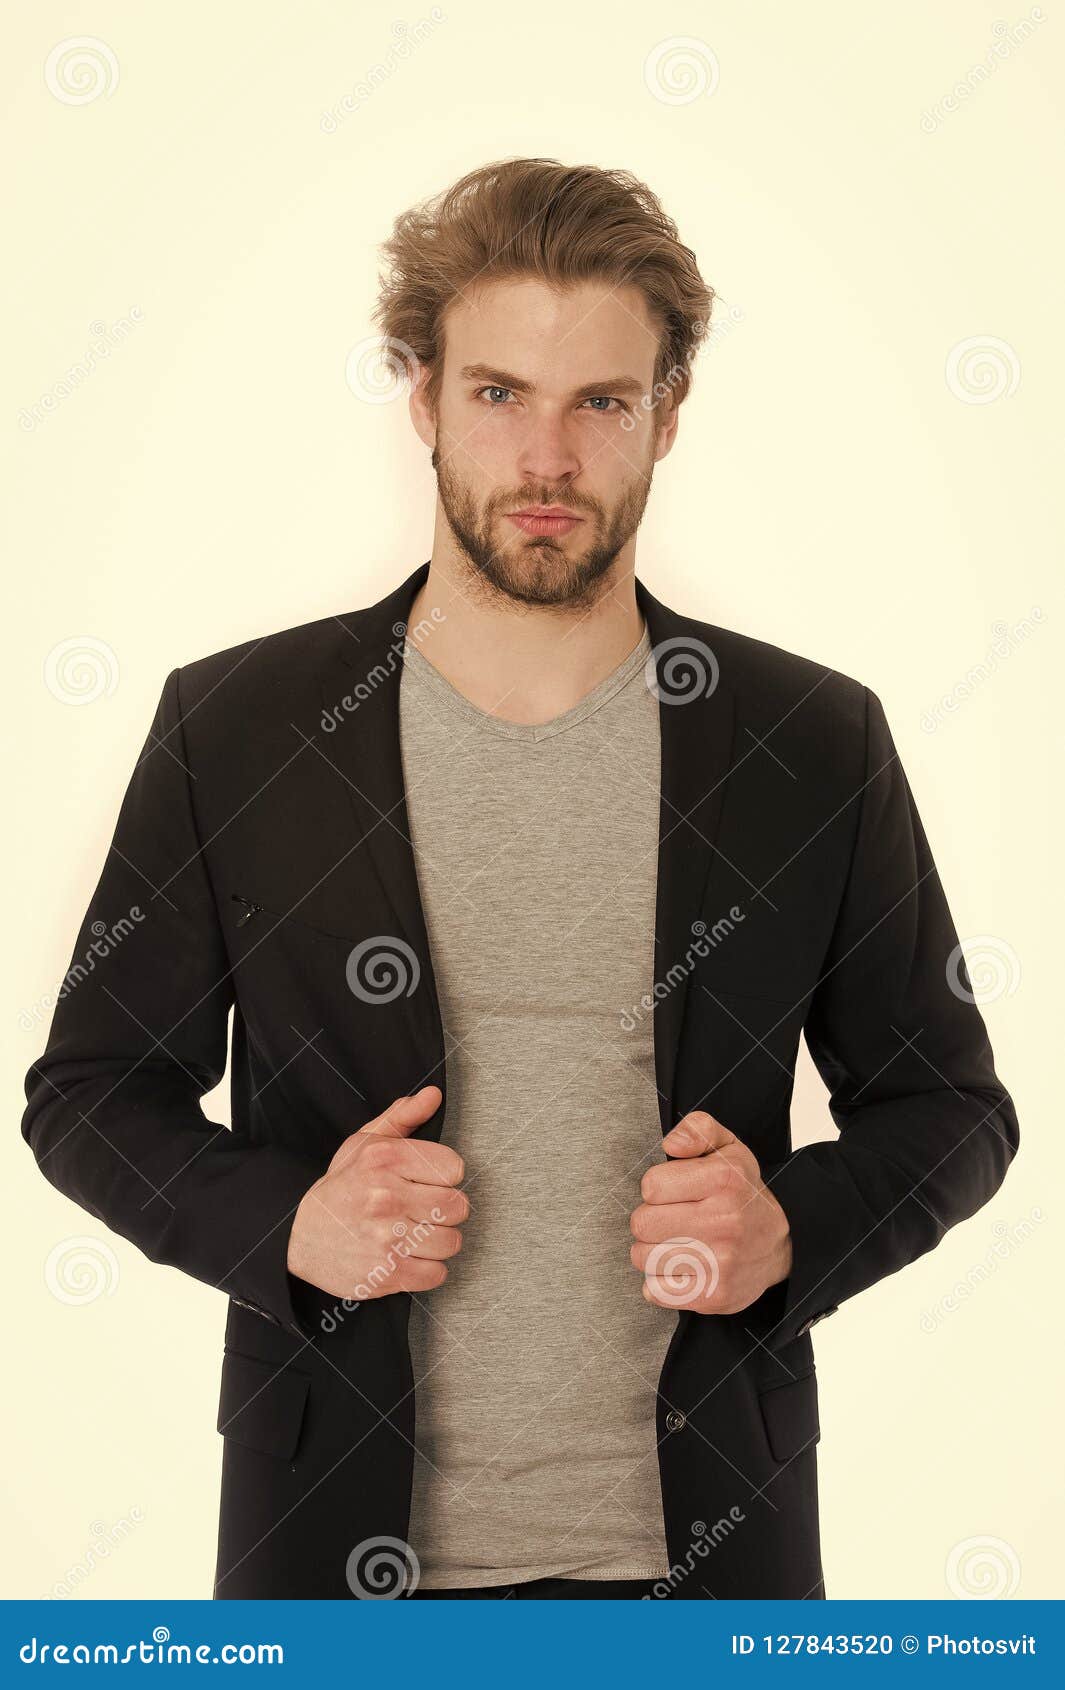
{"left": 653, "top": 396, "right": 681, "bottom": 463}
{"left": 408, "top": 359, "right": 438, "bottom": 451}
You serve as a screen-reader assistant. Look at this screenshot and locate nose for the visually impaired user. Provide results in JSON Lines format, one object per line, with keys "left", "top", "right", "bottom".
{"left": 515, "top": 410, "right": 583, "bottom": 487}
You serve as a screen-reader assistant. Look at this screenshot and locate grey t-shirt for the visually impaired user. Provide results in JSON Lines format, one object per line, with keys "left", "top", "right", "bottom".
{"left": 399, "top": 623, "right": 674, "bottom": 1588}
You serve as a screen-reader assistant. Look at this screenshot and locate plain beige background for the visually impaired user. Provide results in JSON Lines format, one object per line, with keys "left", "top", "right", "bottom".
{"left": 3, "top": 1, "right": 1060, "bottom": 1601}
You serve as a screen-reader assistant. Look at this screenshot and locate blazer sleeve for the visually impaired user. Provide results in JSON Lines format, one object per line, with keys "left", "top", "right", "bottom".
{"left": 759, "top": 685, "right": 1020, "bottom": 1351}
{"left": 21, "top": 667, "right": 323, "bottom": 1339}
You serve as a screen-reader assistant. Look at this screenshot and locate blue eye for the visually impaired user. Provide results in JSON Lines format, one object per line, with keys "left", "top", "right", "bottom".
{"left": 473, "top": 387, "right": 626, "bottom": 413}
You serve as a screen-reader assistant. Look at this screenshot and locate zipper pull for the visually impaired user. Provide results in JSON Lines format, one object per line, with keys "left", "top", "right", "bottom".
{"left": 232, "top": 894, "right": 266, "bottom": 927}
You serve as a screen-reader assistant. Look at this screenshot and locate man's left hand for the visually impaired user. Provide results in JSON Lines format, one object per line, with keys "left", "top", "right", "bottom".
{"left": 629, "top": 1111, "right": 793, "bottom": 1313}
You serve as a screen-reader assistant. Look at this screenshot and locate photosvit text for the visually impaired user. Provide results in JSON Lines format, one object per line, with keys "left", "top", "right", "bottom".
{"left": 730, "top": 1633, "right": 1037, "bottom": 1656}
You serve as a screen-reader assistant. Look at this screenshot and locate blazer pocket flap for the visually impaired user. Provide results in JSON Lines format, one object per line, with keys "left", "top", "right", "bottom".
{"left": 758, "top": 1373, "right": 820, "bottom": 1463}
{"left": 217, "top": 1349, "right": 311, "bottom": 1460}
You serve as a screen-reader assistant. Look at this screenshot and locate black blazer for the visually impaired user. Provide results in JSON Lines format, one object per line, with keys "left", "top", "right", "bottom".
{"left": 23, "top": 562, "right": 1019, "bottom": 1599}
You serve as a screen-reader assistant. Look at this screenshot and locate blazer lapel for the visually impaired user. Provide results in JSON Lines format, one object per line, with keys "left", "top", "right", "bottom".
{"left": 315, "top": 563, "right": 737, "bottom": 1139}
{"left": 315, "top": 561, "right": 445, "bottom": 1087}
{"left": 637, "top": 579, "right": 737, "bottom": 1134}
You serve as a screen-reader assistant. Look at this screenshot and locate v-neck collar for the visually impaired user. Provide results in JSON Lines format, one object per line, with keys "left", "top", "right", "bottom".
{"left": 399, "top": 623, "right": 652, "bottom": 743}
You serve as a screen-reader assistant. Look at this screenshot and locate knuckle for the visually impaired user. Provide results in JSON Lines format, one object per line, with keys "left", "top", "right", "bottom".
{"left": 705, "top": 1204, "right": 737, "bottom": 1240}
{"left": 721, "top": 1157, "right": 745, "bottom": 1194}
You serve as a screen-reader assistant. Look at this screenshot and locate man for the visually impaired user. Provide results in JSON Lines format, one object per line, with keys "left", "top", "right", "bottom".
{"left": 23, "top": 159, "right": 1018, "bottom": 1601}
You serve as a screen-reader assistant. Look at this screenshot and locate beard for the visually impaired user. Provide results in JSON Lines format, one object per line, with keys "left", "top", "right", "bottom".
{"left": 431, "top": 441, "right": 654, "bottom": 611}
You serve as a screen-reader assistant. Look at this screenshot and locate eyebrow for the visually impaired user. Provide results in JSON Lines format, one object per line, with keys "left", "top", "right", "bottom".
{"left": 459, "top": 363, "right": 648, "bottom": 401}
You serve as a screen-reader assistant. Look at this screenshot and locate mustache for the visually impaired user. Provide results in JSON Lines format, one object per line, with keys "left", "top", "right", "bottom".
{"left": 491, "top": 492, "right": 596, "bottom": 516}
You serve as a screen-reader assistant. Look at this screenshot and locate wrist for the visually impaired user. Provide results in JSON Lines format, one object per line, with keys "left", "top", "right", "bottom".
{"left": 763, "top": 1190, "right": 793, "bottom": 1286}
{"left": 769, "top": 1230, "right": 793, "bottom": 1286}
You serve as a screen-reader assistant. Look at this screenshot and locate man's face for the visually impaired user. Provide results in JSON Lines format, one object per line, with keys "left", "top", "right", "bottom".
{"left": 413, "top": 276, "right": 679, "bottom": 609}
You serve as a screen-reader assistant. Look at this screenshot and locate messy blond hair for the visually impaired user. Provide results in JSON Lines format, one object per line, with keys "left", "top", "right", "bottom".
{"left": 373, "top": 157, "right": 714, "bottom": 418}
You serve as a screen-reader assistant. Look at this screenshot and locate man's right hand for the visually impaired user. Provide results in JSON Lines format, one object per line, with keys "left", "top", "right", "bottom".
{"left": 286, "top": 1085, "right": 467, "bottom": 1300}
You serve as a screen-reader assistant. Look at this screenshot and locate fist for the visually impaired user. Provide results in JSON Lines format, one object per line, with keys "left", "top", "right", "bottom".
{"left": 287, "top": 1085, "right": 468, "bottom": 1300}
{"left": 629, "top": 1111, "right": 792, "bottom": 1314}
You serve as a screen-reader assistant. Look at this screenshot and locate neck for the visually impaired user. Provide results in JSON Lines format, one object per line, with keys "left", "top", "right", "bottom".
{"left": 407, "top": 550, "right": 645, "bottom": 725}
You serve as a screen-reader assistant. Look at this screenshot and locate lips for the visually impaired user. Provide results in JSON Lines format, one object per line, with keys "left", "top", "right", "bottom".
{"left": 506, "top": 506, "right": 584, "bottom": 536}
